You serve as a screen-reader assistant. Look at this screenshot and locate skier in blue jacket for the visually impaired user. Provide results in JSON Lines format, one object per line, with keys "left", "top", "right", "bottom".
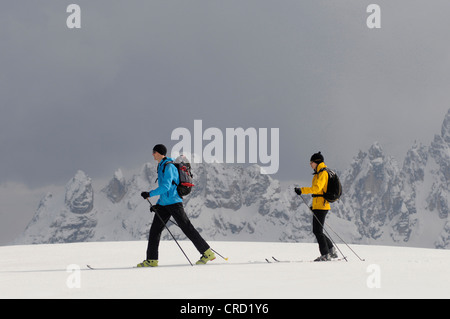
{"left": 139, "top": 144, "right": 215, "bottom": 267}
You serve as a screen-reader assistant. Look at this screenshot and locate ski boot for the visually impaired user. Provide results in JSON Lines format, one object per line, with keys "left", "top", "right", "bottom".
{"left": 314, "top": 254, "right": 331, "bottom": 262}
{"left": 137, "top": 259, "right": 158, "bottom": 267}
{"left": 195, "top": 248, "right": 216, "bottom": 265}
{"left": 329, "top": 247, "right": 338, "bottom": 259}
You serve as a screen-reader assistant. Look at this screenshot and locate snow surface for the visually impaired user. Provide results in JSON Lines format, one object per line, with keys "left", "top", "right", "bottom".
{"left": 1, "top": 241, "right": 449, "bottom": 299}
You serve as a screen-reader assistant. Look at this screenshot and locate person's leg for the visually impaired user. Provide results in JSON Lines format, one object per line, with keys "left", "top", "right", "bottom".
{"left": 169, "top": 203, "right": 210, "bottom": 254}
{"left": 146, "top": 206, "right": 172, "bottom": 260}
{"left": 312, "top": 210, "right": 331, "bottom": 256}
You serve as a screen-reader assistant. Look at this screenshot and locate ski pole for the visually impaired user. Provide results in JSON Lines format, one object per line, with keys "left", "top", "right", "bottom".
{"left": 300, "top": 195, "right": 365, "bottom": 261}
{"left": 165, "top": 215, "right": 229, "bottom": 261}
{"left": 321, "top": 218, "right": 365, "bottom": 262}
{"left": 210, "top": 248, "right": 229, "bottom": 261}
{"left": 147, "top": 199, "right": 193, "bottom": 266}
{"left": 300, "top": 195, "right": 347, "bottom": 262}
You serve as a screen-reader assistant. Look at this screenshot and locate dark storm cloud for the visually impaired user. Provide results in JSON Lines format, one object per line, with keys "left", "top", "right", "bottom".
{"left": 1, "top": 0, "right": 450, "bottom": 189}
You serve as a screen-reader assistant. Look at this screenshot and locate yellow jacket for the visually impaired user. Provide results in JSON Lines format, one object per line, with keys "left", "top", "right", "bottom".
{"left": 301, "top": 162, "right": 331, "bottom": 210}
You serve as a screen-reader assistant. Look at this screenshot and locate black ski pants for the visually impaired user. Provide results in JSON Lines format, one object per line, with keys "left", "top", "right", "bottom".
{"left": 312, "top": 209, "right": 334, "bottom": 256}
{"left": 146, "top": 202, "right": 210, "bottom": 260}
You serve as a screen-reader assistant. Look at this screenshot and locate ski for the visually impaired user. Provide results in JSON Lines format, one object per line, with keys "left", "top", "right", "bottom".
{"left": 86, "top": 264, "right": 137, "bottom": 270}
{"left": 86, "top": 264, "right": 200, "bottom": 270}
{"left": 270, "top": 256, "right": 346, "bottom": 263}
{"left": 86, "top": 259, "right": 279, "bottom": 270}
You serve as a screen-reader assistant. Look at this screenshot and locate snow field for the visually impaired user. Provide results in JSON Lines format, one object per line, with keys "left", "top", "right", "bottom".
{"left": 1, "top": 240, "right": 449, "bottom": 299}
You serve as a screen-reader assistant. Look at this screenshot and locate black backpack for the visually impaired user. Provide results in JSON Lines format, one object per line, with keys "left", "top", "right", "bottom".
{"left": 314, "top": 167, "right": 342, "bottom": 203}
{"left": 161, "top": 160, "right": 194, "bottom": 198}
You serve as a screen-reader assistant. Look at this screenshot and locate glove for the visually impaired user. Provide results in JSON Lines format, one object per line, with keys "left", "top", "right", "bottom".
{"left": 141, "top": 191, "right": 150, "bottom": 199}
{"left": 150, "top": 204, "right": 161, "bottom": 213}
{"left": 294, "top": 187, "right": 302, "bottom": 195}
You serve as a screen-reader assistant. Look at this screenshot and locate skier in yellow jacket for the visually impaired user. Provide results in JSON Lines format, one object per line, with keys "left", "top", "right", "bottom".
{"left": 295, "top": 152, "right": 337, "bottom": 261}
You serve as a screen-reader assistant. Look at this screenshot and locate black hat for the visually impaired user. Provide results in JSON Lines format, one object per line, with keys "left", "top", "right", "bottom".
{"left": 310, "top": 151, "right": 324, "bottom": 164}
{"left": 153, "top": 144, "right": 167, "bottom": 156}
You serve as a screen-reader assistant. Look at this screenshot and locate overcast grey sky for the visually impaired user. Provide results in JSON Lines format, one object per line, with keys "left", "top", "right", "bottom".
{"left": 1, "top": 0, "right": 450, "bottom": 244}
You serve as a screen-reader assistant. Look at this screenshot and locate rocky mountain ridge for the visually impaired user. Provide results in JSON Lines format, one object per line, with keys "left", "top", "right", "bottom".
{"left": 16, "top": 109, "right": 450, "bottom": 249}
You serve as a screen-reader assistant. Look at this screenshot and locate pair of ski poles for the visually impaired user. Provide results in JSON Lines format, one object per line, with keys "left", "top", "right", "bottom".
{"left": 299, "top": 195, "right": 365, "bottom": 262}
{"left": 146, "top": 199, "right": 228, "bottom": 266}
{"left": 146, "top": 197, "right": 364, "bottom": 265}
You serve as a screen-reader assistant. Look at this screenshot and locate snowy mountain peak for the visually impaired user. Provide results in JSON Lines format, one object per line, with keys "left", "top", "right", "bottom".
{"left": 102, "top": 169, "right": 127, "bottom": 203}
{"left": 368, "top": 141, "right": 385, "bottom": 161}
{"left": 427, "top": 110, "right": 450, "bottom": 221}
{"left": 402, "top": 141, "right": 428, "bottom": 184}
{"left": 64, "top": 170, "right": 94, "bottom": 214}
{"left": 441, "top": 108, "right": 450, "bottom": 144}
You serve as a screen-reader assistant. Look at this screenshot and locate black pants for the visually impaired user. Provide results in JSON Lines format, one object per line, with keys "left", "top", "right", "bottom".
{"left": 146, "top": 202, "right": 210, "bottom": 260}
{"left": 312, "top": 210, "right": 334, "bottom": 256}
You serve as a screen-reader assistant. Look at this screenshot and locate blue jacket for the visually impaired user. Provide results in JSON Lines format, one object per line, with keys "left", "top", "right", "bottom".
{"left": 149, "top": 157, "right": 183, "bottom": 206}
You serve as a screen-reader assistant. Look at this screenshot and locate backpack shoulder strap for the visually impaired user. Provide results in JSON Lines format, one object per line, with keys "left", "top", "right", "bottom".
{"left": 314, "top": 167, "right": 327, "bottom": 175}
{"left": 311, "top": 167, "right": 329, "bottom": 198}
{"left": 162, "top": 161, "right": 179, "bottom": 186}
{"left": 162, "top": 161, "right": 174, "bottom": 174}
{"left": 155, "top": 160, "right": 174, "bottom": 183}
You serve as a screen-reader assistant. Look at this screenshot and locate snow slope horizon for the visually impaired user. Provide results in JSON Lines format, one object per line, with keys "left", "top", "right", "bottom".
{"left": 1, "top": 240, "right": 449, "bottom": 299}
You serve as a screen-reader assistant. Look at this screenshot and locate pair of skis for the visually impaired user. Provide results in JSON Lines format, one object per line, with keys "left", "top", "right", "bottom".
{"left": 86, "top": 256, "right": 345, "bottom": 270}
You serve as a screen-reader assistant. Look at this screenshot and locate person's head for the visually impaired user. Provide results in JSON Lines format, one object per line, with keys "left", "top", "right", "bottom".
{"left": 152, "top": 144, "right": 167, "bottom": 162}
{"left": 310, "top": 151, "right": 324, "bottom": 170}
